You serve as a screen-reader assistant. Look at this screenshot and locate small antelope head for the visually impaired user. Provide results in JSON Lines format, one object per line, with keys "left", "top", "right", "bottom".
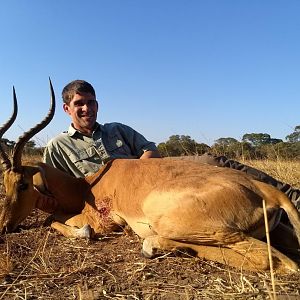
{"left": 0, "top": 80, "right": 55, "bottom": 233}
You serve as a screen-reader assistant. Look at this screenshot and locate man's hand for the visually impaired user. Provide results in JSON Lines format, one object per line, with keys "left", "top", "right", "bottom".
{"left": 35, "top": 194, "right": 58, "bottom": 213}
{"left": 140, "top": 150, "right": 161, "bottom": 159}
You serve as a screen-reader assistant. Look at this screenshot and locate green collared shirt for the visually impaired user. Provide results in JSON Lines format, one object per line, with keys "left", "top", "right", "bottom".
{"left": 43, "top": 122, "right": 158, "bottom": 177}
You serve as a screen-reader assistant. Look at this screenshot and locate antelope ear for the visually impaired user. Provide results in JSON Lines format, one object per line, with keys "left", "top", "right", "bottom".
{"left": 28, "top": 166, "right": 49, "bottom": 194}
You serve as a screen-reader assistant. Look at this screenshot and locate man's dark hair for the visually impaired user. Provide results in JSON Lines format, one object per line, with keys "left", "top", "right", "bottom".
{"left": 62, "top": 80, "right": 96, "bottom": 104}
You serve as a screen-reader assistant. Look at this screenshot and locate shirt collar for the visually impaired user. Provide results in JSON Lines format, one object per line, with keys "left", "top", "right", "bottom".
{"left": 67, "top": 122, "right": 101, "bottom": 137}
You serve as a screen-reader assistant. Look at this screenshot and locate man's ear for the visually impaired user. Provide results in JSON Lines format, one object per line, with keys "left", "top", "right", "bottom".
{"left": 63, "top": 103, "right": 71, "bottom": 115}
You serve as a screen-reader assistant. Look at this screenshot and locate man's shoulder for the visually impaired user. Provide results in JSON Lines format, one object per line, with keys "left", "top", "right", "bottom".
{"left": 102, "top": 122, "right": 126, "bottom": 129}
{"left": 46, "top": 131, "right": 71, "bottom": 148}
{"left": 101, "top": 122, "right": 132, "bottom": 134}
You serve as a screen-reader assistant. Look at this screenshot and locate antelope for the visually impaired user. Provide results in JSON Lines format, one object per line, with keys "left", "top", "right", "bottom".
{"left": 0, "top": 81, "right": 299, "bottom": 274}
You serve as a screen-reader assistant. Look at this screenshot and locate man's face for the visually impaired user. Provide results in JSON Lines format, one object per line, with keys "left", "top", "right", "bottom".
{"left": 63, "top": 92, "right": 98, "bottom": 135}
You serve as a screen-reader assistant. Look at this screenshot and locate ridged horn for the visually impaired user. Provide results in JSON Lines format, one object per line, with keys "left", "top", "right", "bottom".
{"left": 12, "top": 79, "right": 56, "bottom": 171}
{"left": 0, "top": 87, "right": 18, "bottom": 170}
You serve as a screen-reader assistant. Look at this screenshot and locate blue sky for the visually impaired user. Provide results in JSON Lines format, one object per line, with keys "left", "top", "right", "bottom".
{"left": 0, "top": 1, "right": 299, "bottom": 147}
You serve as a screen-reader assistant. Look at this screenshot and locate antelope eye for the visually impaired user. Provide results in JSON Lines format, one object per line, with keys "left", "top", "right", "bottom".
{"left": 18, "top": 182, "right": 28, "bottom": 192}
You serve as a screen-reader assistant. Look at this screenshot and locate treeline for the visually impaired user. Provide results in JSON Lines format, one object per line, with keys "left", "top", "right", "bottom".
{"left": 1, "top": 125, "right": 300, "bottom": 160}
{"left": 0, "top": 138, "right": 43, "bottom": 156}
{"left": 157, "top": 125, "right": 300, "bottom": 160}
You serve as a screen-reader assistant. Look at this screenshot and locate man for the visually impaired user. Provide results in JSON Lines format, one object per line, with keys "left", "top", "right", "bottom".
{"left": 37, "top": 79, "right": 160, "bottom": 211}
{"left": 44, "top": 80, "right": 161, "bottom": 178}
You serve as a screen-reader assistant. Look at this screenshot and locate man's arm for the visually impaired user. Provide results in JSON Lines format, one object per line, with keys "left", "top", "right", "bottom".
{"left": 140, "top": 150, "right": 161, "bottom": 159}
{"left": 116, "top": 123, "right": 161, "bottom": 159}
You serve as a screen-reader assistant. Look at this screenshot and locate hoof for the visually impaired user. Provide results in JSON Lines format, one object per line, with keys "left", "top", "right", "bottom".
{"left": 75, "top": 224, "right": 92, "bottom": 239}
{"left": 142, "top": 238, "right": 156, "bottom": 258}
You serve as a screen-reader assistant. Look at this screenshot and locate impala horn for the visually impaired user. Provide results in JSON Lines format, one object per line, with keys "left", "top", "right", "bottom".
{"left": 0, "top": 87, "right": 18, "bottom": 170}
{"left": 12, "top": 79, "right": 56, "bottom": 171}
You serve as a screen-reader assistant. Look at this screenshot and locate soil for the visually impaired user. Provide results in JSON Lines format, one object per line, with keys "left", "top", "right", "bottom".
{"left": 0, "top": 209, "right": 299, "bottom": 300}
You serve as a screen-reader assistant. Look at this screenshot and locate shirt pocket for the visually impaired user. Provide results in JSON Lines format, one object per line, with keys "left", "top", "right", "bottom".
{"left": 68, "top": 147, "right": 101, "bottom": 175}
{"left": 105, "top": 134, "right": 132, "bottom": 157}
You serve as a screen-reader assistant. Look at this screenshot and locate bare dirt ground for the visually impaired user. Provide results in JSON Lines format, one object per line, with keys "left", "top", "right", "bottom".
{"left": 0, "top": 158, "right": 300, "bottom": 299}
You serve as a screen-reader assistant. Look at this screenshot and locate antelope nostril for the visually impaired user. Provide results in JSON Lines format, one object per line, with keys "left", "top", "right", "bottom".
{"left": 1, "top": 226, "right": 7, "bottom": 235}
{"left": 1, "top": 223, "right": 14, "bottom": 234}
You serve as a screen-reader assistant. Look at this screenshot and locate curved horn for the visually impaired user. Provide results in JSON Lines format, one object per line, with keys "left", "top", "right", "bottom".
{"left": 0, "top": 87, "right": 18, "bottom": 170}
{"left": 12, "top": 79, "right": 56, "bottom": 171}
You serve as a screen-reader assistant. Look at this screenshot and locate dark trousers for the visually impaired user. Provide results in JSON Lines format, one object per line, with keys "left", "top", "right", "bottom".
{"left": 197, "top": 153, "right": 299, "bottom": 210}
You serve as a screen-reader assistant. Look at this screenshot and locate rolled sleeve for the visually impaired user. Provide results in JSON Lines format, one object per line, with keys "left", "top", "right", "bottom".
{"left": 102, "top": 123, "right": 157, "bottom": 158}
{"left": 117, "top": 124, "right": 158, "bottom": 157}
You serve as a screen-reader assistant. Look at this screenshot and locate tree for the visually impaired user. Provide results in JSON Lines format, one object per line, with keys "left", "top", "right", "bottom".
{"left": 211, "top": 137, "right": 254, "bottom": 159}
{"left": 269, "top": 138, "right": 283, "bottom": 144}
{"left": 260, "top": 142, "right": 300, "bottom": 160}
{"left": 214, "top": 137, "right": 238, "bottom": 146}
{"left": 286, "top": 125, "right": 300, "bottom": 143}
{"left": 0, "top": 138, "right": 15, "bottom": 148}
{"left": 157, "top": 135, "right": 210, "bottom": 157}
{"left": 242, "top": 133, "right": 272, "bottom": 147}
{"left": 242, "top": 133, "right": 284, "bottom": 159}
{"left": 25, "top": 140, "right": 36, "bottom": 149}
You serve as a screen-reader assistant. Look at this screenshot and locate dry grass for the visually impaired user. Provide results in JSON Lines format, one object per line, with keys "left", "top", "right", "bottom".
{"left": 0, "top": 156, "right": 299, "bottom": 299}
{"left": 245, "top": 159, "right": 300, "bottom": 189}
{"left": 0, "top": 227, "right": 299, "bottom": 300}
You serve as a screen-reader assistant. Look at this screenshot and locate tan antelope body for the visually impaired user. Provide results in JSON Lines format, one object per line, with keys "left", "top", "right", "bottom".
{"left": 0, "top": 82, "right": 299, "bottom": 274}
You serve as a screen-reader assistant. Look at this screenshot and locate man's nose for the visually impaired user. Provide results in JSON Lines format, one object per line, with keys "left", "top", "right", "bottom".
{"left": 82, "top": 104, "right": 90, "bottom": 111}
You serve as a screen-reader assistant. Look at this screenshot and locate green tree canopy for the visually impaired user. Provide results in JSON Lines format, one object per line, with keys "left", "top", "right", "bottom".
{"left": 25, "top": 140, "right": 36, "bottom": 148}
{"left": 214, "top": 137, "right": 238, "bottom": 146}
{"left": 242, "top": 133, "right": 282, "bottom": 147}
{"left": 0, "top": 138, "right": 15, "bottom": 148}
{"left": 211, "top": 137, "right": 254, "bottom": 159}
{"left": 157, "top": 135, "right": 210, "bottom": 157}
{"left": 286, "top": 125, "right": 300, "bottom": 143}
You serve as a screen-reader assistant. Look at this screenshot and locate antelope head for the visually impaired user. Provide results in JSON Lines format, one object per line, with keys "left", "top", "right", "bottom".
{"left": 0, "top": 80, "right": 55, "bottom": 233}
